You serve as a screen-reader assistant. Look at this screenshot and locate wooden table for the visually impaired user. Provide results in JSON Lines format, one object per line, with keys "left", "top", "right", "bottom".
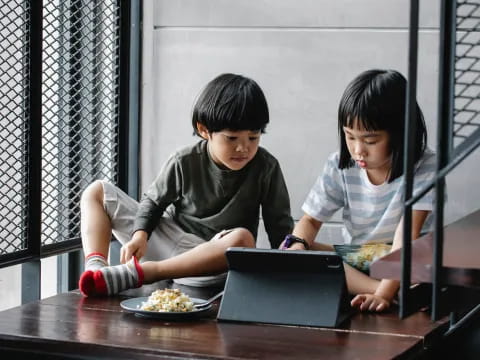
{"left": 0, "top": 281, "right": 449, "bottom": 359}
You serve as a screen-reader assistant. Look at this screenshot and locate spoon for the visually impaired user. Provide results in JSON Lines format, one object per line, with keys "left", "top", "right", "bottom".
{"left": 195, "top": 290, "right": 224, "bottom": 309}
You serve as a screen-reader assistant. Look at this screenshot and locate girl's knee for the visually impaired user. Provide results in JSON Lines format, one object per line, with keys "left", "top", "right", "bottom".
{"left": 222, "top": 228, "right": 255, "bottom": 248}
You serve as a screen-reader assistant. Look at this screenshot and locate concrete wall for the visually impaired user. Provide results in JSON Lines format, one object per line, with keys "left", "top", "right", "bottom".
{"left": 140, "top": 0, "right": 479, "bottom": 245}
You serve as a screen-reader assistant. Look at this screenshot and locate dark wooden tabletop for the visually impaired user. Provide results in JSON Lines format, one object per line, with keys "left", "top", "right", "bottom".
{"left": 0, "top": 281, "right": 449, "bottom": 359}
{"left": 370, "top": 209, "right": 480, "bottom": 288}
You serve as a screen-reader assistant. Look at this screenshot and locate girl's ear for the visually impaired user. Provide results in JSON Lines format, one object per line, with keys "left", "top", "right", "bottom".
{"left": 196, "top": 122, "right": 210, "bottom": 140}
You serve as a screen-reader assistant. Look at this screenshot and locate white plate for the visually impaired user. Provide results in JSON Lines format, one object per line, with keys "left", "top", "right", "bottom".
{"left": 120, "top": 297, "right": 212, "bottom": 320}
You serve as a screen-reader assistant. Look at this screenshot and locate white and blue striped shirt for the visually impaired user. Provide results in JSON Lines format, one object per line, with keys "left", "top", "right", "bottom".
{"left": 302, "top": 150, "right": 436, "bottom": 245}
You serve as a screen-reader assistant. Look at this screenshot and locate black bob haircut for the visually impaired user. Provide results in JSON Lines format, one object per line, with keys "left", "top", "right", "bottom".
{"left": 338, "top": 69, "right": 427, "bottom": 183}
{"left": 192, "top": 73, "right": 269, "bottom": 136}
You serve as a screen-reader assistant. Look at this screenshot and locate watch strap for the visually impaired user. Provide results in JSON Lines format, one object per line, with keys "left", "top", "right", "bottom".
{"left": 284, "top": 234, "right": 310, "bottom": 250}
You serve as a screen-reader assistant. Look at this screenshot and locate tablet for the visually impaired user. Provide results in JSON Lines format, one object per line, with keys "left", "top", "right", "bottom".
{"left": 217, "top": 247, "right": 353, "bottom": 327}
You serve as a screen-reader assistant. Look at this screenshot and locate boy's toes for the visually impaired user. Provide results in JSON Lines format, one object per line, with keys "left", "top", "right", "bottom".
{"left": 93, "top": 270, "right": 109, "bottom": 296}
{"left": 79, "top": 270, "right": 95, "bottom": 297}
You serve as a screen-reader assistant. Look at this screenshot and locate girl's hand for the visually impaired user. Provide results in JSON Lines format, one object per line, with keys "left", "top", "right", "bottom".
{"left": 350, "top": 293, "right": 390, "bottom": 312}
{"left": 120, "top": 231, "right": 148, "bottom": 264}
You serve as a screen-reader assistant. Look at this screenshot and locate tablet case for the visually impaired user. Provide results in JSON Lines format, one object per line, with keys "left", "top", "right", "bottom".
{"left": 217, "top": 248, "right": 353, "bottom": 328}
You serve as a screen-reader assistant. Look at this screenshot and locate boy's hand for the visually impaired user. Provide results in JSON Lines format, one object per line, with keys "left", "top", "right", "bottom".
{"left": 350, "top": 293, "right": 390, "bottom": 312}
{"left": 120, "top": 231, "right": 148, "bottom": 264}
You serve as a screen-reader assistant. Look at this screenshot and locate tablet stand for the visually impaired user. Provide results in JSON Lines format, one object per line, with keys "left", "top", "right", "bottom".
{"left": 217, "top": 248, "right": 353, "bottom": 328}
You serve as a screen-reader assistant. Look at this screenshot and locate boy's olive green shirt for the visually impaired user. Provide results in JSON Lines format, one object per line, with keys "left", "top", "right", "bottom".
{"left": 133, "top": 140, "right": 293, "bottom": 248}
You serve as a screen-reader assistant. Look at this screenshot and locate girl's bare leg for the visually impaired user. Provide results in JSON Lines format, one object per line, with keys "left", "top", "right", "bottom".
{"left": 343, "top": 263, "right": 379, "bottom": 294}
{"left": 310, "top": 242, "right": 335, "bottom": 251}
{"left": 310, "top": 242, "right": 379, "bottom": 294}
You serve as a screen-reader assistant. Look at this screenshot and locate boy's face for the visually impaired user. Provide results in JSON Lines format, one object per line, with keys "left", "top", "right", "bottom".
{"left": 197, "top": 123, "right": 261, "bottom": 171}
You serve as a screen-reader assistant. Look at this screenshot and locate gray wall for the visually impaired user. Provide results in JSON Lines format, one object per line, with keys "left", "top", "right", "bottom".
{"left": 141, "top": 0, "right": 480, "bottom": 246}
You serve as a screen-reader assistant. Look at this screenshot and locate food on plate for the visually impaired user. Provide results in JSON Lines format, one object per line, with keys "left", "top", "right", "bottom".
{"left": 334, "top": 243, "right": 392, "bottom": 273}
{"left": 140, "top": 288, "right": 194, "bottom": 312}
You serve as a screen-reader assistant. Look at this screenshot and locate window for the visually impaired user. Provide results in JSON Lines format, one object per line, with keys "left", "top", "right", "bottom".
{"left": 0, "top": 0, "right": 138, "bottom": 309}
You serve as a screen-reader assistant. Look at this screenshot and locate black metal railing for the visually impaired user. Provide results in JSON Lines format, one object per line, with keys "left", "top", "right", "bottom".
{"left": 401, "top": 0, "right": 480, "bottom": 324}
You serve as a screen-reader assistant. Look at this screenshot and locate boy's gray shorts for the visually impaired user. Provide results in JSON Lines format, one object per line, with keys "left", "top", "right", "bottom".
{"left": 101, "top": 180, "right": 226, "bottom": 287}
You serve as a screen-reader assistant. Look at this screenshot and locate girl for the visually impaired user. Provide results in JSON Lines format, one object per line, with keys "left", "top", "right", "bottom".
{"left": 282, "top": 69, "right": 435, "bottom": 312}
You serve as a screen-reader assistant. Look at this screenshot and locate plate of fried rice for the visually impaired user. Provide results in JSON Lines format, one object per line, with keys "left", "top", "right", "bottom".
{"left": 120, "top": 288, "right": 212, "bottom": 319}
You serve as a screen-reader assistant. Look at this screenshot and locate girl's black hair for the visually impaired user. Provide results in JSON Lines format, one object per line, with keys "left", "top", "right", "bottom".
{"left": 192, "top": 73, "right": 269, "bottom": 136}
{"left": 338, "top": 69, "right": 427, "bottom": 182}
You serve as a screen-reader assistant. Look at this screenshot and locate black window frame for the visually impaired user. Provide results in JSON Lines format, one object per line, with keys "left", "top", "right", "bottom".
{"left": 0, "top": 0, "right": 141, "bottom": 303}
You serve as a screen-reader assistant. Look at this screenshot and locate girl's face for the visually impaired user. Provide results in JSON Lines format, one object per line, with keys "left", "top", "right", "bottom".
{"left": 197, "top": 123, "right": 261, "bottom": 171}
{"left": 343, "top": 122, "right": 392, "bottom": 184}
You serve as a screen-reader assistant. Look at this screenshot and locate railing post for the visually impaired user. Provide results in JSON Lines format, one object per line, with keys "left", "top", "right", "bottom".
{"left": 432, "top": 0, "right": 456, "bottom": 321}
{"left": 400, "top": 0, "right": 420, "bottom": 319}
{"left": 21, "top": 0, "right": 43, "bottom": 304}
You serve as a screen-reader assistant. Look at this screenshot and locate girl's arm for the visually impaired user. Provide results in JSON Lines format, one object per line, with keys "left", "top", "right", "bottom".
{"left": 293, "top": 214, "right": 322, "bottom": 246}
{"left": 351, "top": 209, "right": 430, "bottom": 312}
{"left": 280, "top": 214, "right": 325, "bottom": 250}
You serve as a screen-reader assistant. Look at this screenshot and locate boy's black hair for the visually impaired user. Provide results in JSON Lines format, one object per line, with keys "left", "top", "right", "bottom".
{"left": 192, "top": 73, "right": 269, "bottom": 135}
{"left": 338, "top": 69, "right": 427, "bottom": 182}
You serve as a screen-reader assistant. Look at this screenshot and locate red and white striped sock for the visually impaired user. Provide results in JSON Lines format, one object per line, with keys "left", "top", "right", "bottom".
{"left": 84, "top": 252, "right": 108, "bottom": 271}
{"left": 79, "top": 252, "right": 108, "bottom": 297}
{"left": 93, "top": 257, "right": 144, "bottom": 296}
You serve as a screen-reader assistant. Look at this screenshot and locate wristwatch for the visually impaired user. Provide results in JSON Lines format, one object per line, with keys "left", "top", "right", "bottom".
{"left": 282, "top": 234, "right": 310, "bottom": 250}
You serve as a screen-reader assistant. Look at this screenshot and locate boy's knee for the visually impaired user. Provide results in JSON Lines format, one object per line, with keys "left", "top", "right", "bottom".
{"left": 81, "top": 180, "right": 104, "bottom": 204}
{"left": 222, "top": 228, "right": 255, "bottom": 248}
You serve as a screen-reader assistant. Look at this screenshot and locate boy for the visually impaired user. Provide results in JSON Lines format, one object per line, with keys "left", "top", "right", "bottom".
{"left": 79, "top": 73, "right": 294, "bottom": 296}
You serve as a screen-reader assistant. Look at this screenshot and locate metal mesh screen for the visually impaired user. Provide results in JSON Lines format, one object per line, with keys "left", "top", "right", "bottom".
{"left": 454, "top": 0, "right": 480, "bottom": 147}
{"left": 0, "top": 0, "right": 122, "bottom": 259}
{"left": 0, "top": 1, "right": 30, "bottom": 255}
{"left": 42, "top": 0, "right": 121, "bottom": 246}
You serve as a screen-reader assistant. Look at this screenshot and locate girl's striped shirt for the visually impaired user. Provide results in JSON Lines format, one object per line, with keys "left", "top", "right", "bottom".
{"left": 302, "top": 149, "right": 437, "bottom": 245}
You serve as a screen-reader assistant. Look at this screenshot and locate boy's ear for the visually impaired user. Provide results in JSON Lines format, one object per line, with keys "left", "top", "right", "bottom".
{"left": 196, "top": 122, "right": 210, "bottom": 140}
